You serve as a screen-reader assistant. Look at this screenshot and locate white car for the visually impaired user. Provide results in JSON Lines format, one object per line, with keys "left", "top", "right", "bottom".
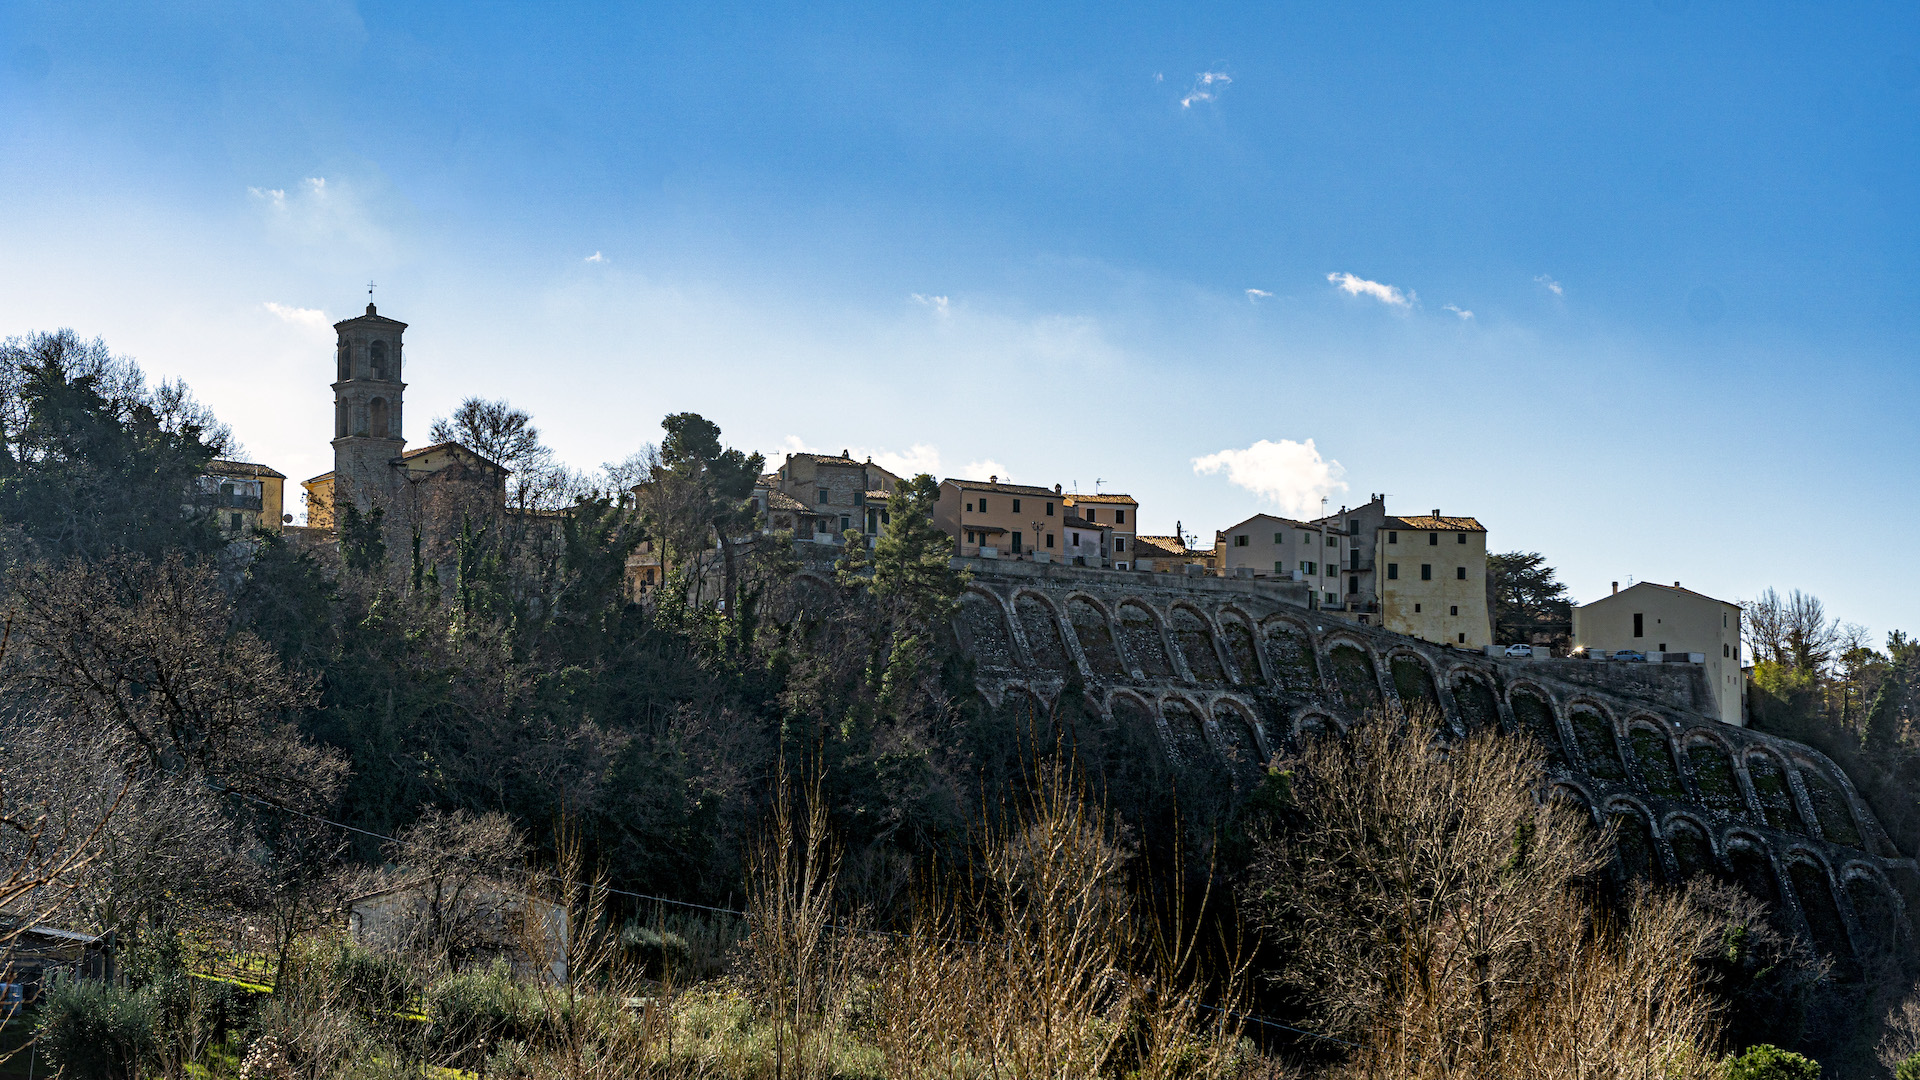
{"left": 1502, "top": 644, "right": 1534, "bottom": 658}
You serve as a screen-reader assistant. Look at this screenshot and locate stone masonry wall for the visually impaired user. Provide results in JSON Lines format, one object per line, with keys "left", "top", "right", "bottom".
{"left": 945, "top": 556, "right": 1920, "bottom": 967}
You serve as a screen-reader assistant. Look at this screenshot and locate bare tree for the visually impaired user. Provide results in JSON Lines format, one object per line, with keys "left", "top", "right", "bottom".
{"left": 355, "top": 807, "right": 530, "bottom": 970}
{"left": 1744, "top": 587, "right": 1841, "bottom": 673}
{"left": 429, "top": 397, "right": 577, "bottom": 510}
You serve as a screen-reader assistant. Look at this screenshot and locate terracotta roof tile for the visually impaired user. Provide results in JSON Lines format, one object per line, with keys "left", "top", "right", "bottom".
{"left": 208, "top": 459, "right": 287, "bottom": 480}
{"left": 944, "top": 478, "right": 1061, "bottom": 498}
{"left": 1388, "top": 515, "right": 1484, "bottom": 532}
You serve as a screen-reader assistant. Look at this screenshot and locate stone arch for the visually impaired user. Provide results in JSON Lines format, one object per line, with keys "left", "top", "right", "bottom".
{"left": 1014, "top": 592, "right": 1071, "bottom": 673}
{"left": 1507, "top": 685, "right": 1569, "bottom": 766}
{"left": 1386, "top": 649, "right": 1441, "bottom": 713}
{"left": 336, "top": 338, "right": 351, "bottom": 381}
{"left": 370, "top": 340, "right": 390, "bottom": 380}
{"left": 1782, "top": 851, "right": 1852, "bottom": 960}
{"left": 1158, "top": 694, "right": 1215, "bottom": 770}
{"left": 1325, "top": 638, "right": 1382, "bottom": 713}
{"left": 1792, "top": 758, "right": 1865, "bottom": 849}
{"left": 1549, "top": 781, "right": 1596, "bottom": 824}
{"left": 1217, "top": 608, "right": 1263, "bottom": 685}
{"left": 954, "top": 588, "right": 1020, "bottom": 672}
{"left": 1066, "top": 595, "right": 1127, "bottom": 678}
{"left": 1210, "top": 697, "right": 1268, "bottom": 778}
{"left": 369, "top": 396, "right": 390, "bottom": 438}
{"left": 1566, "top": 701, "right": 1626, "bottom": 781}
{"left": 1106, "top": 690, "right": 1168, "bottom": 760}
{"left": 1290, "top": 707, "right": 1343, "bottom": 746}
{"left": 1682, "top": 734, "right": 1747, "bottom": 821}
{"left": 1448, "top": 668, "right": 1501, "bottom": 733}
{"left": 335, "top": 401, "right": 349, "bottom": 439}
{"left": 1723, "top": 832, "right": 1783, "bottom": 910}
{"left": 1662, "top": 814, "right": 1720, "bottom": 881}
{"left": 1743, "top": 748, "right": 1807, "bottom": 836}
{"left": 1626, "top": 721, "right": 1687, "bottom": 801}
{"left": 1260, "top": 616, "right": 1320, "bottom": 693}
{"left": 1114, "top": 599, "right": 1175, "bottom": 679}
{"left": 1170, "top": 603, "right": 1228, "bottom": 685}
{"left": 1606, "top": 798, "right": 1662, "bottom": 883}
{"left": 1842, "top": 863, "right": 1908, "bottom": 961}
{"left": 1000, "top": 683, "right": 1052, "bottom": 737}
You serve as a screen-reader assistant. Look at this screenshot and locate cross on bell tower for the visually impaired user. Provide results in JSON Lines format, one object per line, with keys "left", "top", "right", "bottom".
{"left": 329, "top": 298, "right": 409, "bottom": 514}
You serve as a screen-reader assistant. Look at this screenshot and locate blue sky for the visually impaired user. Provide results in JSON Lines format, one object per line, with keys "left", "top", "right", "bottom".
{"left": 3, "top": 2, "right": 1918, "bottom": 637}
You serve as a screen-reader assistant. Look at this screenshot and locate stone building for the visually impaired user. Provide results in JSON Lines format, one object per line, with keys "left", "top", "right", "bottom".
{"left": 199, "top": 459, "right": 287, "bottom": 537}
{"left": 1061, "top": 493, "right": 1138, "bottom": 567}
{"left": 766, "top": 452, "right": 901, "bottom": 547}
{"left": 300, "top": 304, "right": 508, "bottom": 533}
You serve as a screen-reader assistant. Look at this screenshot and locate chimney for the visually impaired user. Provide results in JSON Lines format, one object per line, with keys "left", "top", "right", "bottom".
{"left": 1611, "top": 581, "right": 1619, "bottom": 594}
{"left": 1674, "top": 581, "right": 1681, "bottom": 588}
{"left": 1432, "top": 508, "right": 1441, "bottom": 517}
{"left": 989, "top": 475, "right": 998, "bottom": 485}
{"left": 841, "top": 449, "right": 849, "bottom": 458}
{"left": 1054, "top": 483, "right": 1062, "bottom": 494}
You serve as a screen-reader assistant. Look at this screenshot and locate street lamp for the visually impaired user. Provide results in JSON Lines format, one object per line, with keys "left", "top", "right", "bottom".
{"left": 1030, "top": 520, "right": 1045, "bottom": 562}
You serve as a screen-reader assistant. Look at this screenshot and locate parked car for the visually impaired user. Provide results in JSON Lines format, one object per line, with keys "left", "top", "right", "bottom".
{"left": 1612, "top": 649, "right": 1647, "bottom": 662}
{"left": 1503, "top": 643, "right": 1534, "bottom": 658}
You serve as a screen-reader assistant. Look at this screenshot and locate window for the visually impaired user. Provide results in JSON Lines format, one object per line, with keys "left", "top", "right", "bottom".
{"left": 336, "top": 339, "right": 350, "bottom": 381}
{"left": 855, "top": 493, "right": 865, "bottom": 506}
{"left": 1275, "top": 561, "right": 1285, "bottom": 573}
{"left": 230, "top": 512, "right": 243, "bottom": 532}
{"left": 1114, "top": 538, "right": 1126, "bottom": 552}
{"left": 1115, "top": 510, "right": 1126, "bottom": 524}
{"left": 840, "top": 515, "right": 850, "bottom": 533}
{"left": 1457, "top": 533, "right": 1467, "bottom": 544}
{"left": 1070, "top": 532, "right": 1080, "bottom": 545}
{"left": 822, "top": 489, "right": 832, "bottom": 505}
{"left": 1326, "top": 563, "right": 1336, "bottom": 576}
{"left": 1085, "top": 508, "right": 1097, "bottom": 522}
{"left": 1388, "top": 531, "right": 1398, "bottom": 543}
{"left": 1234, "top": 535, "right": 1249, "bottom": 547}
{"left": 1302, "top": 561, "right": 1316, "bottom": 575}
{"left": 1274, "top": 532, "right": 1285, "bottom": 544}
{"left": 1724, "top": 644, "right": 1731, "bottom": 657}
{"left": 1421, "top": 564, "right": 1432, "bottom": 580}
{"left": 978, "top": 498, "right": 988, "bottom": 512}
{"left": 1456, "top": 566, "right": 1466, "bottom": 580}
{"left": 1011, "top": 532, "right": 1022, "bottom": 552}
{"left": 966, "top": 530, "right": 976, "bottom": 544}
{"left": 1046, "top": 533, "right": 1055, "bottom": 548}
{"left": 1349, "top": 550, "right": 1360, "bottom": 570}
{"left": 1450, "top": 605, "right": 1458, "bottom": 616}
{"left": 1428, "top": 532, "right": 1439, "bottom": 546}
{"left": 1325, "top": 536, "right": 1337, "bottom": 548}
{"left": 1458, "top": 633, "right": 1466, "bottom": 644}
{"left": 1347, "top": 576, "right": 1359, "bottom": 594}
{"left": 1011, "top": 499, "right": 1021, "bottom": 512}
{"left": 1348, "top": 520, "right": 1358, "bottom": 535}
{"left": 1658, "top": 643, "right": 1667, "bottom": 652}
{"left": 1387, "top": 563, "right": 1398, "bottom": 579}
{"left": 1046, "top": 502, "right": 1054, "bottom": 515}
{"left": 881, "top": 511, "right": 890, "bottom": 524}
{"left": 1415, "top": 603, "right": 1422, "bottom": 613}
{"left": 368, "top": 397, "right": 389, "bottom": 438}
{"left": 370, "top": 340, "right": 388, "bottom": 380}
{"left": 1633, "top": 613, "right": 1644, "bottom": 637}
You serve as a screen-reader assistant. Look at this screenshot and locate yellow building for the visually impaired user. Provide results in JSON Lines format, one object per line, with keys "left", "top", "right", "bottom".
{"left": 302, "top": 442, "right": 508, "bottom": 530}
{"left": 201, "top": 460, "right": 287, "bottom": 538}
{"left": 934, "top": 477, "right": 1064, "bottom": 560}
{"left": 1372, "top": 514, "right": 1491, "bottom": 649}
{"left": 1573, "top": 581, "right": 1745, "bottom": 727}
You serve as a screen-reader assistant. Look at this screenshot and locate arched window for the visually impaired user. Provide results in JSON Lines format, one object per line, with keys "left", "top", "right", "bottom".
{"left": 369, "top": 397, "right": 389, "bottom": 438}
{"left": 336, "top": 402, "right": 349, "bottom": 438}
{"left": 337, "top": 339, "right": 351, "bottom": 381}
{"left": 370, "top": 341, "right": 388, "bottom": 381}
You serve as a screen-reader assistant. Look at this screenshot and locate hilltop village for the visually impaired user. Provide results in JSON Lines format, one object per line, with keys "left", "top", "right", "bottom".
{"left": 206, "top": 302, "right": 1747, "bottom": 728}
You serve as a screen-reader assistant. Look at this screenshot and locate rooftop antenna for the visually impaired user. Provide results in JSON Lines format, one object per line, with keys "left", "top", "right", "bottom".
{"left": 1094, "top": 477, "right": 1105, "bottom": 494}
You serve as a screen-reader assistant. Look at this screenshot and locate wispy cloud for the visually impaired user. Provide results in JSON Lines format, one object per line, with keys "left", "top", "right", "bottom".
{"left": 1443, "top": 304, "right": 1474, "bottom": 320}
{"left": 1535, "top": 274, "right": 1564, "bottom": 296}
{"left": 262, "top": 301, "right": 332, "bottom": 337}
{"left": 961, "top": 459, "right": 1011, "bottom": 482}
{"left": 910, "top": 293, "right": 951, "bottom": 317}
{"left": 1192, "top": 438, "right": 1348, "bottom": 519}
{"left": 1181, "top": 70, "right": 1231, "bottom": 108}
{"left": 1245, "top": 288, "right": 1273, "bottom": 303}
{"left": 247, "top": 175, "right": 390, "bottom": 253}
{"left": 585, "top": 251, "right": 607, "bottom": 263}
{"left": 1326, "top": 272, "right": 1412, "bottom": 308}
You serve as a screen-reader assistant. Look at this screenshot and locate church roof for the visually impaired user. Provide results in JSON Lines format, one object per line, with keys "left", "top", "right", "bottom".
{"left": 396, "top": 441, "right": 508, "bottom": 472}
{"left": 333, "top": 303, "right": 409, "bottom": 330}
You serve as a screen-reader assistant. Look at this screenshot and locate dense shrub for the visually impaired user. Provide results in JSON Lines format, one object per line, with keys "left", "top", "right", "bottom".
{"left": 35, "top": 977, "right": 156, "bottom": 1080}
{"left": 1723, "top": 1043, "right": 1821, "bottom": 1080}
{"left": 425, "top": 961, "right": 542, "bottom": 1069}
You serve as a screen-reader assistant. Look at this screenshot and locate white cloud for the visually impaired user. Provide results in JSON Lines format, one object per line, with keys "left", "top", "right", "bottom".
{"left": 246, "top": 175, "right": 391, "bottom": 253}
{"left": 1325, "top": 271, "right": 1412, "bottom": 308}
{"left": 1192, "top": 438, "right": 1348, "bottom": 518}
{"left": 1245, "top": 288, "right": 1272, "bottom": 303}
{"left": 247, "top": 186, "right": 286, "bottom": 208}
{"left": 1443, "top": 304, "right": 1474, "bottom": 320}
{"left": 1535, "top": 274, "right": 1564, "bottom": 296}
{"left": 262, "top": 301, "right": 332, "bottom": 338}
{"left": 960, "top": 459, "right": 1012, "bottom": 482}
{"left": 585, "top": 251, "right": 607, "bottom": 263}
{"left": 1180, "top": 70, "right": 1231, "bottom": 108}
{"left": 910, "top": 293, "right": 951, "bottom": 317}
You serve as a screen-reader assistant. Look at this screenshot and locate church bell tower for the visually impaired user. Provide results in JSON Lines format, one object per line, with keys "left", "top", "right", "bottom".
{"left": 329, "top": 301, "right": 409, "bottom": 513}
